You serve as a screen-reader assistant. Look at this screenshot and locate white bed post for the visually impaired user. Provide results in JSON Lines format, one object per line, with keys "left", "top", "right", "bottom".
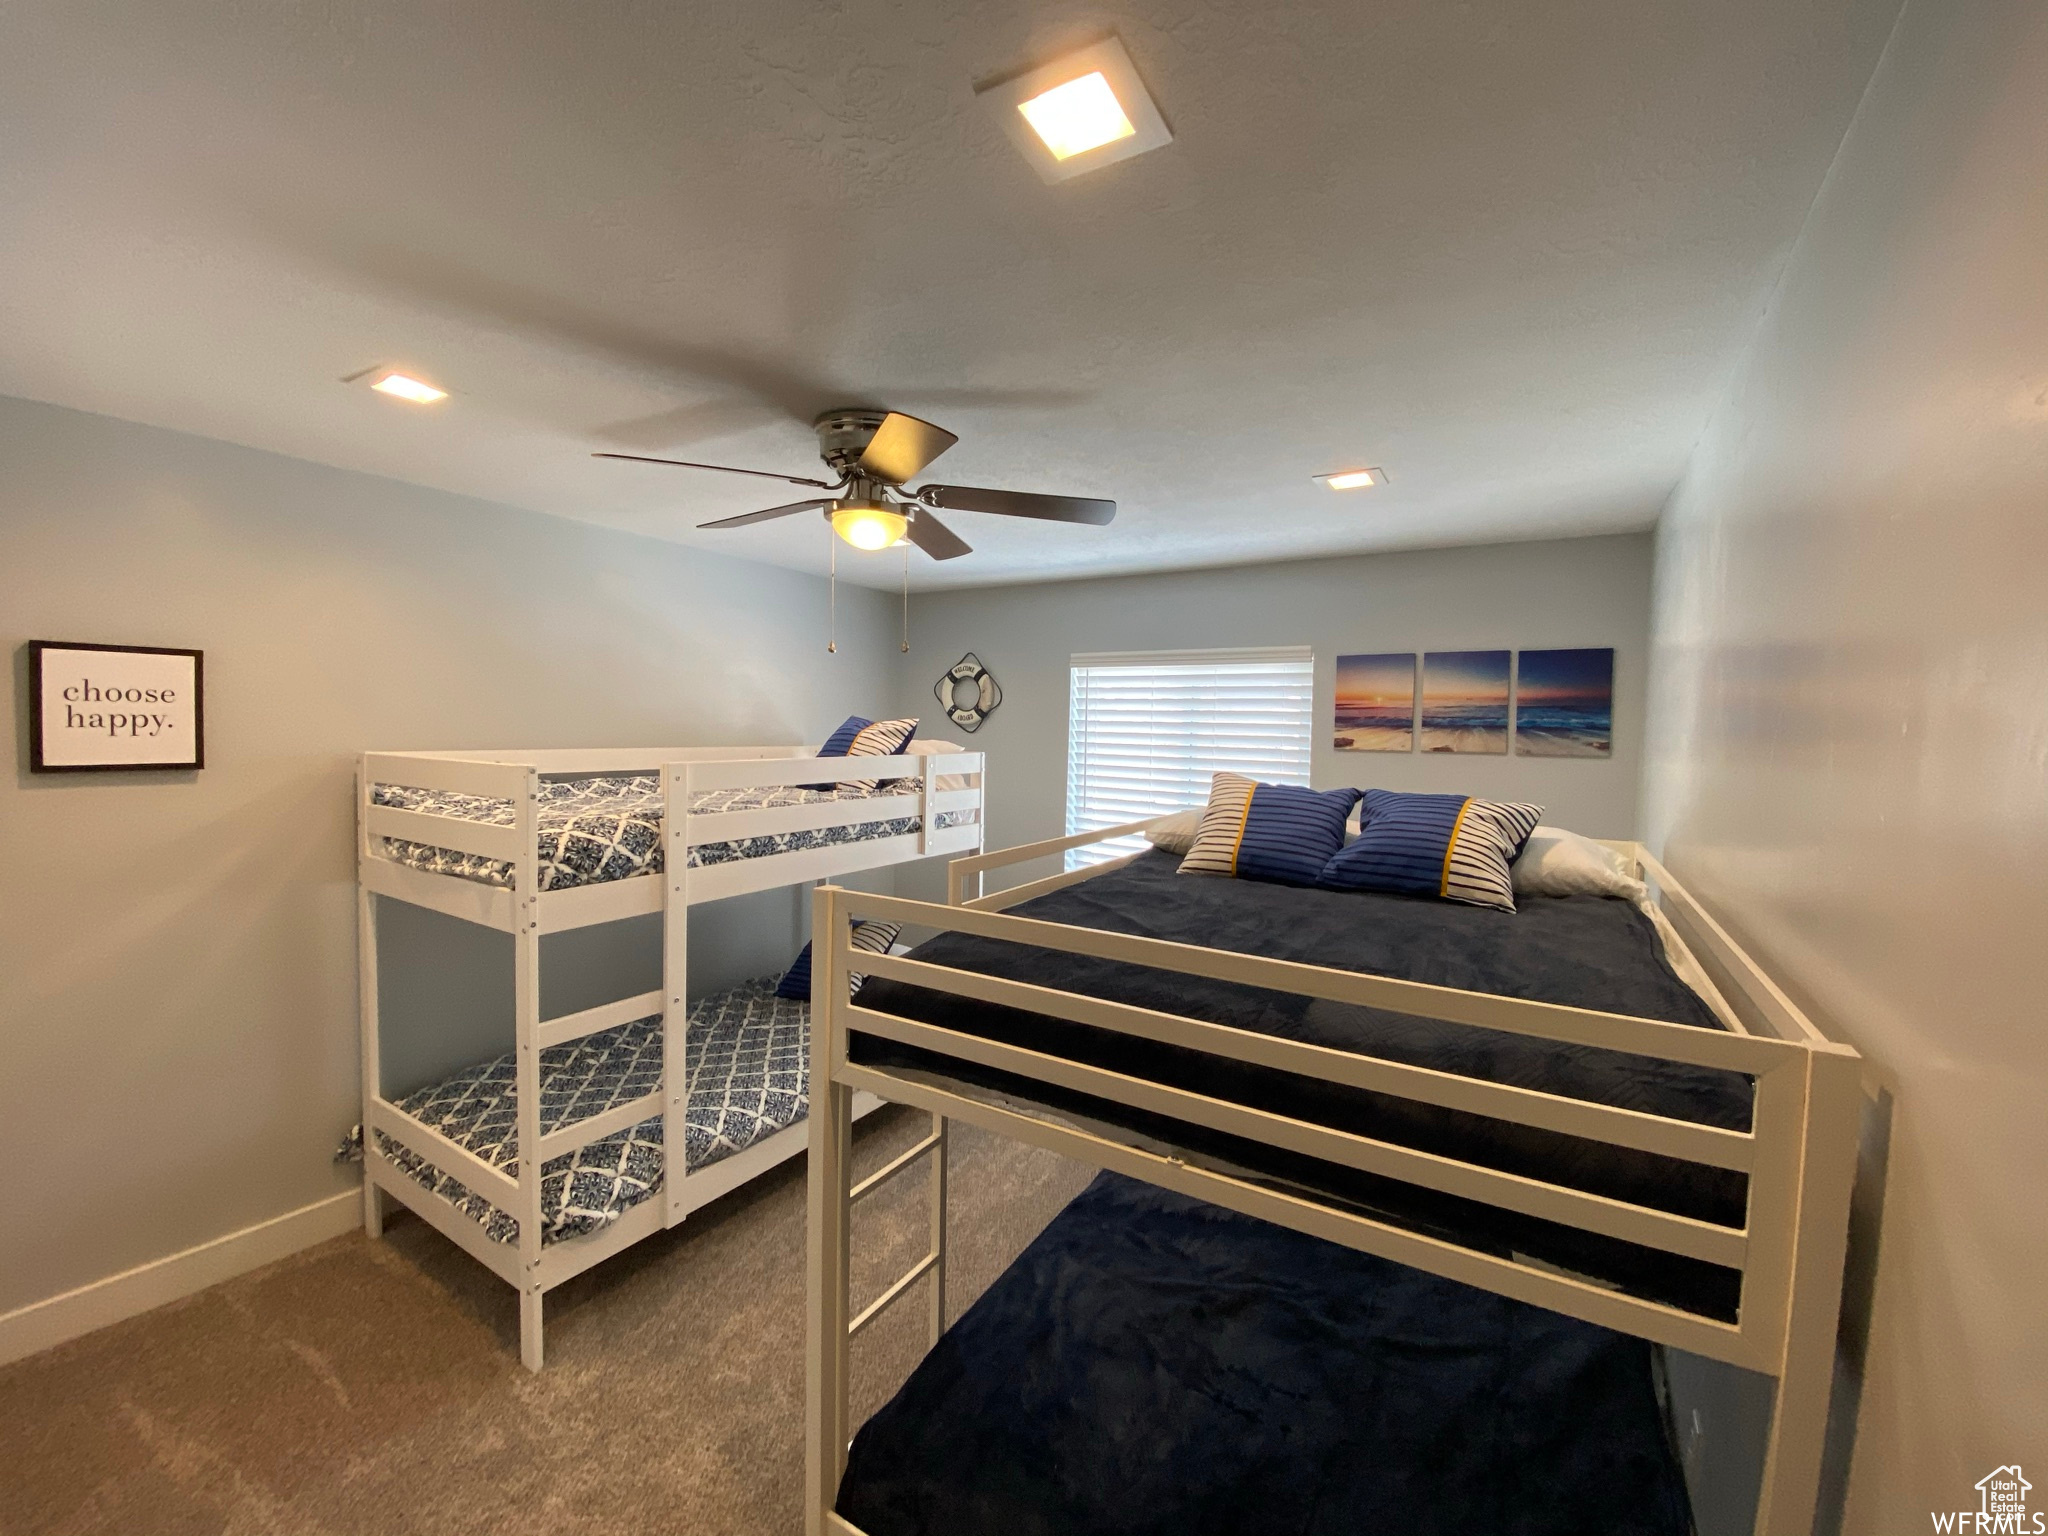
{"left": 663, "top": 762, "right": 693, "bottom": 1224}
{"left": 513, "top": 766, "right": 546, "bottom": 1373}
{"left": 1752, "top": 1044, "right": 1864, "bottom": 1536}
{"left": 927, "top": 1112, "right": 948, "bottom": 1344}
{"left": 918, "top": 752, "right": 935, "bottom": 858}
{"left": 806, "top": 883, "right": 854, "bottom": 1535}
{"left": 356, "top": 759, "right": 384, "bottom": 1239}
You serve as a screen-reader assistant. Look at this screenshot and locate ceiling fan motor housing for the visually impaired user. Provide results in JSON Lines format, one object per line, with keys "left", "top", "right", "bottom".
{"left": 812, "top": 409, "right": 892, "bottom": 477}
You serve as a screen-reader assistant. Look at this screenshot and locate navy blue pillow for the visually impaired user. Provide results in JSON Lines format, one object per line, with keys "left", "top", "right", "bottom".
{"left": 818, "top": 715, "right": 874, "bottom": 757}
{"left": 1178, "top": 775, "right": 1362, "bottom": 887}
{"left": 775, "top": 920, "right": 903, "bottom": 1000}
{"left": 1318, "top": 789, "right": 1544, "bottom": 911}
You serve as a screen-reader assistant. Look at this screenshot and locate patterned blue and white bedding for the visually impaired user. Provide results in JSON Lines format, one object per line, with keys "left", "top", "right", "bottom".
{"left": 373, "top": 978, "right": 812, "bottom": 1246}
{"left": 370, "top": 775, "right": 977, "bottom": 891}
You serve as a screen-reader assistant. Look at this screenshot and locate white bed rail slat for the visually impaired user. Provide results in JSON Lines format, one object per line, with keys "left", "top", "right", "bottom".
{"left": 536, "top": 990, "right": 665, "bottom": 1050}
{"left": 1637, "top": 849, "right": 1831, "bottom": 1049}
{"left": 852, "top": 951, "right": 1756, "bottom": 1172}
{"left": 367, "top": 1097, "right": 523, "bottom": 1211}
{"left": 834, "top": 1059, "right": 1763, "bottom": 1366}
{"left": 961, "top": 847, "right": 1149, "bottom": 912}
{"left": 363, "top": 1156, "right": 524, "bottom": 1288}
{"left": 842, "top": 891, "right": 1792, "bottom": 1078}
{"left": 363, "top": 804, "right": 525, "bottom": 863}
{"left": 535, "top": 1087, "right": 667, "bottom": 1161}
{"left": 361, "top": 752, "right": 530, "bottom": 800}
{"left": 846, "top": 1003, "right": 1748, "bottom": 1268}
{"left": 945, "top": 814, "right": 1162, "bottom": 904}
{"left": 687, "top": 793, "right": 923, "bottom": 842}
{"left": 681, "top": 752, "right": 981, "bottom": 794}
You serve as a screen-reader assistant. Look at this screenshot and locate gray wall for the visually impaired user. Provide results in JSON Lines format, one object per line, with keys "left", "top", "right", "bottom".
{"left": 0, "top": 394, "right": 897, "bottom": 1317}
{"left": 1640, "top": 0, "right": 2048, "bottom": 1525}
{"left": 896, "top": 534, "right": 1655, "bottom": 898}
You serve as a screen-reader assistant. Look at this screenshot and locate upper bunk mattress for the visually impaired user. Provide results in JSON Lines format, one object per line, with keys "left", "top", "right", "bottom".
{"left": 374, "top": 977, "right": 810, "bottom": 1246}
{"left": 371, "top": 774, "right": 976, "bottom": 891}
{"left": 850, "top": 849, "right": 1755, "bottom": 1316}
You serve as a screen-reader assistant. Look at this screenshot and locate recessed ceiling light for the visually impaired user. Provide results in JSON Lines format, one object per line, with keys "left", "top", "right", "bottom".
{"left": 1314, "top": 468, "right": 1386, "bottom": 490}
{"left": 368, "top": 371, "right": 448, "bottom": 404}
{"left": 979, "top": 36, "right": 1171, "bottom": 184}
{"left": 1018, "top": 72, "right": 1135, "bottom": 161}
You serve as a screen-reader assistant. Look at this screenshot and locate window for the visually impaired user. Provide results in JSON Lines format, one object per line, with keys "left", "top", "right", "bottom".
{"left": 1065, "top": 647, "right": 1315, "bottom": 868}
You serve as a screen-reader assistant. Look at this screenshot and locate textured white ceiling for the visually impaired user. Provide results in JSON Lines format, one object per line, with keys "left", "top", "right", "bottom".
{"left": 0, "top": 0, "right": 1898, "bottom": 589}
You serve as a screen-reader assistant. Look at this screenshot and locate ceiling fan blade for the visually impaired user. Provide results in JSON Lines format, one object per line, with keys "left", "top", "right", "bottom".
{"left": 904, "top": 509, "right": 973, "bottom": 561}
{"left": 857, "top": 412, "right": 958, "bottom": 483}
{"left": 595, "top": 451, "right": 834, "bottom": 490}
{"left": 918, "top": 485, "right": 1116, "bottom": 525}
{"left": 698, "top": 499, "right": 832, "bottom": 530}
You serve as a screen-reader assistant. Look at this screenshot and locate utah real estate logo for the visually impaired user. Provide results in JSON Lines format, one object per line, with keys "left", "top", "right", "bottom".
{"left": 1934, "top": 1466, "right": 2040, "bottom": 1533}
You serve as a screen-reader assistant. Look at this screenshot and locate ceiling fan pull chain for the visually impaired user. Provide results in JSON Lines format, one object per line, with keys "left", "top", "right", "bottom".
{"left": 827, "top": 523, "right": 838, "bottom": 654}
{"left": 901, "top": 544, "right": 910, "bottom": 653}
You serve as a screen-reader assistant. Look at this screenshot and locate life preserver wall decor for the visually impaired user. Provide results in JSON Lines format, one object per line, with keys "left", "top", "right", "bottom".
{"left": 934, "top": 653, "right": 1002, "bottom": 732}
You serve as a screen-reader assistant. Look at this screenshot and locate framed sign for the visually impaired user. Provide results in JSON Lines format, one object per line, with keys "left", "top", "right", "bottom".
{"left": 29, "top": 641, "right": 205, "bottom": 772}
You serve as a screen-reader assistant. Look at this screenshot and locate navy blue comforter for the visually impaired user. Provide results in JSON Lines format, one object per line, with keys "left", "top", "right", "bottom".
{"left": 852, "top": 849, "right": 1753, "bottom": 1314}
{"left": 838, "top": 1172, "right": 1693, "bottom": 1536}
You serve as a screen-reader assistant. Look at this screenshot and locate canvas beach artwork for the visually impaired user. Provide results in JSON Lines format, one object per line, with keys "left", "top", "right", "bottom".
{"left": 1515, "top": 647, "right": 1614, "bottom": 756}
{"left": 1333, "top": 653, "right": 1417, "bottom": 752}
{"left": 1420, "top": 650, "right": 1510, "bottom": 753}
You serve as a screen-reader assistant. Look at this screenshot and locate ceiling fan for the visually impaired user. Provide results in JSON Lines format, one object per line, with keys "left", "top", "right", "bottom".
{"left": 594, "top": 408, "right": 1114, "bottom": 560}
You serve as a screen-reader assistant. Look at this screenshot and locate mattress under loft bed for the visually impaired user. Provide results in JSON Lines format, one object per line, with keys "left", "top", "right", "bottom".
{"left": 356, "top": 742, "right": 985, "bottom": 1372}
{"left": 802, "top": 822, "right": 1864, "bottom": 1536}
{"left": 837, "top": 1171, "right": 1696, "bottom": 1536}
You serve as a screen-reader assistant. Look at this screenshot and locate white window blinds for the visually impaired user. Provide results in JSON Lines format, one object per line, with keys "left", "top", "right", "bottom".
{"left": 1065, "top": 647, "right": 1315, "bottom": 869}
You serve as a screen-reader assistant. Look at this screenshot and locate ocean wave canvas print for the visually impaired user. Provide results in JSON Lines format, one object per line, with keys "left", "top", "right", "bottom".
{"left": 1421, "top": 650, "right": 1510, "bottom": 754}
{"left": 1333, "top": 653, "right": 1416, "bottom": 752}
{"left": 1515, "top": 648, "right": 1613, "bottom": 756}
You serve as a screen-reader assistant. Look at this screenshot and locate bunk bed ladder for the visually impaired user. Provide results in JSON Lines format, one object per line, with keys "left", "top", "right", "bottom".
{"left": 808, "top": 886, "right": 949, "bottom": 1534}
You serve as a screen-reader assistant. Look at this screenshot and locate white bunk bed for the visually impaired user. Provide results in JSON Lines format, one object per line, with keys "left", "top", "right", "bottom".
{"left": 803, "top": 820, "right": 1864, "bottom": 1536}
{"left": 355, "top": 742, "right": 985, "bottom": 1371}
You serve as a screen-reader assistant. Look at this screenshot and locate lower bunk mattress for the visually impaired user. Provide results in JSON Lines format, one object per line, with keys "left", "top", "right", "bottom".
{"left": 371, "top": 774, "right": 978, "bottom": 892}
{"left": 837, "top": 1172, "right": 1692, "bottom": 1536}
{"left": 373, "top": 977, "right": 807, "bottom": 1246}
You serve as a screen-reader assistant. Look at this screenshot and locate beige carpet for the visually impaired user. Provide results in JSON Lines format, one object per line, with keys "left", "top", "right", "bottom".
{"left": 0, "top": 1110, "right": 1097, "bottom": 1536}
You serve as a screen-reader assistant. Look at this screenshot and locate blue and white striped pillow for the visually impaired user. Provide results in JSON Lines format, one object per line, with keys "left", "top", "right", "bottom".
{"left": 1318, "top": 790, "right": 1543, "bottom": 912}
{"left": 1178, "top": 773, "right": 1363, "bottom": 887}
{"left": 838, "top": 716, "right": 919, "bottom": 792}
{"left": 775, "top": 920, "right": 902, "bottom": 1001}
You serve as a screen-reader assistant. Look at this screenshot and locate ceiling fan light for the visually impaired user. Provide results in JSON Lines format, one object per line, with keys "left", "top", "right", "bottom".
{"left": 831, "top": 503, "right": 908, "bottom": 551}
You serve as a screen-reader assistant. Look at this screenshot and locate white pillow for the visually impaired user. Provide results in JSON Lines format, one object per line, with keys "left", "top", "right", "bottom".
{"left": 1143, "top": 807, "right": 1204, "bottom": 856}
{"left": 1511, "top": 826, "right": 1646, "bottom": 901}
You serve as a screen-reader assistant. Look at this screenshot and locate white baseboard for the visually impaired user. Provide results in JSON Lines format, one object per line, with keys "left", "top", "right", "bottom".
{"left": 0, "top": 1189, "right": 360, "bottom": 1369}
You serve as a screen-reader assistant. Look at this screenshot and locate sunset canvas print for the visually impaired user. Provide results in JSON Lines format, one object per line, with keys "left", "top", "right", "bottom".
{"left": 1420, "top": 650, "right": 1510, "bottom": 753}
{"left": 1333, "top": 653, "right": 1416, "bottom": 751}
{"left": 1515, "top": 647, "right": 1614, "bottom": 756}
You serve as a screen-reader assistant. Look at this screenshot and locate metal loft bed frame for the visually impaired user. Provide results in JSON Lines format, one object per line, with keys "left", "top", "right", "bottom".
{"left": 804, "top": 819, "right": 1862, "bottom": 1536}
{"left": 355, "top": 743, "right": 984, "bottom": 1370}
